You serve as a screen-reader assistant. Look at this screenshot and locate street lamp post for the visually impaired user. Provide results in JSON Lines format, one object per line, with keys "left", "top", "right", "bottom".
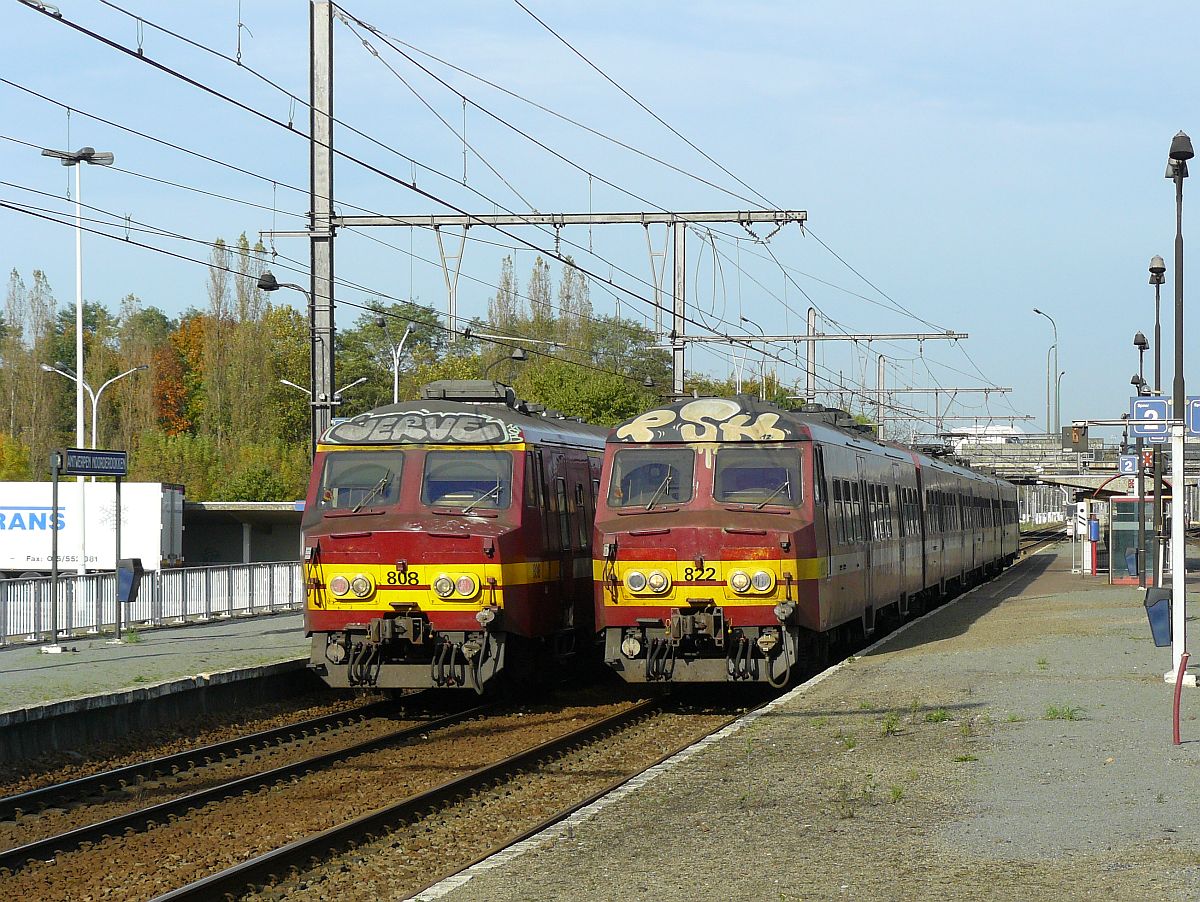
{"left": 1165, "top": 130, "right": 1193, "bottom": 684}
{"left": 41, "top": 146, "right": 114, "bottom": 574}
{"left": 258, "top": 270, "right": 324, "bottom": 454}
{"left": 1033, "top": 308, "right": 1059, "bottom": 436}
{"left": 39, "top": 361, "right": 146, "bottom": 594}
{"left": 740, "top": 316, "right": 767, "bottom": 401}
{"left": 1134, "top": 332, "right": 1150, "bottom": 590}
{"left": 482, "top": 348, "right": 528, "bottom": 380}
{"left": 1150, "top": 255, "right": 1167, "bottom": 589}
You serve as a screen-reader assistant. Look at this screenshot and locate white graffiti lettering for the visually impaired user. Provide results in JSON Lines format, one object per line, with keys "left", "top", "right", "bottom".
{"left": 325, "top": 410, "right": 518, "bottom": 445}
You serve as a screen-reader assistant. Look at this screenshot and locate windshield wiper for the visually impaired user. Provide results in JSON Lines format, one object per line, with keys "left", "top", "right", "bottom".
{"left": 754, "top": 479, "right": 790, "bottom": 510}
{"left": 352, "top": 472, "right": 392, "bottom": 513}
{"left": 463, "top": 481, "right": 502, "bottom": 514}
{"left": 645, "top": 474, "right": 673, "bottom": 511}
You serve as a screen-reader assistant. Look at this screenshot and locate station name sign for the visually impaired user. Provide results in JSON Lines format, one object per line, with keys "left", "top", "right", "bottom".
{"left": 54, "top": 448, "right": 128, "bottom": 477}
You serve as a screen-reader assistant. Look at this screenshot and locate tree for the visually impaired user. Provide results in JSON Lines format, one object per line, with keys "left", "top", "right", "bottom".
{"left": 487, "top": 256, "right": 522, "bottom": 331}
{"left": 0, "top": 432, "right": 31, "bottom": 479}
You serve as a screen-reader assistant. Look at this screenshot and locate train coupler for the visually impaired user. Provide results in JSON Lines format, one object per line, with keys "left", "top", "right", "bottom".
{"left": 644, "top": 637, "right": 676, "bottom": 681}
{"left": 668, "top": 604, "right": 726, "bottom": 648}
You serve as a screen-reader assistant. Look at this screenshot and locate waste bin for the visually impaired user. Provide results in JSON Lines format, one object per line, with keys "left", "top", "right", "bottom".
{"left": 1144, "top": 588, "right": 1172, "bottom": 647}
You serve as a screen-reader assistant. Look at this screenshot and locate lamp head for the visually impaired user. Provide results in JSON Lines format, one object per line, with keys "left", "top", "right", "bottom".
{"left": 257, "top": 271, "right": 280, "bottom": 292}
{"left": 1134, "top": 331, "right": 1149, "bottom": 351}
{"left": 643, "top": 375, "right": 655, "bottom": 388}
{"left": 511, "top": 348, "right": 528, "bottom": 362}
{"left": 1170, "top": 131, "right": 1195, "bottom": 163}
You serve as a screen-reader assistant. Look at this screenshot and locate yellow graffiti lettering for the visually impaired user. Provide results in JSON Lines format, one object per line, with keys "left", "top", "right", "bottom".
{"left": 678, "top": 399, "right": 741, "bottom": 441}
{"left": 719, "top": 413, "right": 787, "bottom": 441}
{"left": 616, "top": 408, "right": 677, "bottom": 442}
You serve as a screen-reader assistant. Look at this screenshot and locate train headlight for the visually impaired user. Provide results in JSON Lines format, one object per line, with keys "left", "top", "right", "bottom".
{"left": 455, "top": 574, "right": 479, "bottom": 598}
{"left": 329, "top": 575, "right": 351, "bottom": 597}
{"left": 751, "top": 570, "right": 774, "bottom": 593}
{"left": 625, "top": 570, "right": 648, "bottom": 592}
{"left": 728, "top": 570, "right": 751, "bottom": 593}
{"left": 350, "top": 575, "right": 374, "bottom": 598}
{"left": 433, "top": 575, "right": 455, "bottom": 598}
{"left": 646, "top": 570, "right": 671, "bottom": 594}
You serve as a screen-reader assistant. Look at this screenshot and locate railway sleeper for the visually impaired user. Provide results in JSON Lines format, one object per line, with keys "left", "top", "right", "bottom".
{"left": 310, "top": 618, "right": 506, "bottom": 692}
{"left": 606, "top": 609, "right": 799, "bottom": 685}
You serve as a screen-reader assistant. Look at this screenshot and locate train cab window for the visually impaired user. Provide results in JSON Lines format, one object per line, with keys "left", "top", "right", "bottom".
{"left": 315, "top": 451, "right": 403, "bottom": 514}
{"left": 422, "top": 450, "right": 513, "bottom": 510}
{"left": 607, "top": 448, "right": 695, "bottom": 508}
{"left": 713, "top": 447, "right": 801, "bottom": 507}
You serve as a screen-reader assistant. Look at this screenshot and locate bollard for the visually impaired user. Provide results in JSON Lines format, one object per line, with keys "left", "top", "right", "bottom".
{"left": 1174, "top": 651, "right": 1190, "bottom": 745}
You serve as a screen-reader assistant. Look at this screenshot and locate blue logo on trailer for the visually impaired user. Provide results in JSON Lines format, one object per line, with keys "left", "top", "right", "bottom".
{"left": 1130, "top": 397, "right": 1170, "bottom": 438}
{"left": 1118, "top": 455, "right": 1138, "bottom": 475}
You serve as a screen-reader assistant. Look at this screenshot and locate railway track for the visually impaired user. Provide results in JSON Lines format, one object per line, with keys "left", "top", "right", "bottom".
{"left": 157, "top": 697, "right": 691, "bottom": 901}
{"left": 0, "top": 698, "right": 483, "bottom": 876}
{"left": 1019, "top": 526, "right": 1065, "bottom": 557}
{"left": 0, "top": 686, "right": 669, "bottom": 901}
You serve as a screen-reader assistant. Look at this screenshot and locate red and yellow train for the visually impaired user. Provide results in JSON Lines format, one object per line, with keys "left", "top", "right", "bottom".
{"left": 302, "top": 380, "right": 605, "bottom": 692}
{"left": 593, "top": 397, "right": 1018, "bottom": 685}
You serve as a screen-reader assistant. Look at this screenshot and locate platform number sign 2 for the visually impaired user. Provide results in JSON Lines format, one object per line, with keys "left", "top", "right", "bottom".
{"left": 1130, "top": 397, "right": 1170, "bottom": 438}
{"left": 1119, "top": 455, "right": 1138, "bottom": 475}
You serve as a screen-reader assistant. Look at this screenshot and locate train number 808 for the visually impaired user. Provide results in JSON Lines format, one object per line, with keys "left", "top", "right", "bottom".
{"left": 385, "top": 570, "right": 420, "bottom": 585}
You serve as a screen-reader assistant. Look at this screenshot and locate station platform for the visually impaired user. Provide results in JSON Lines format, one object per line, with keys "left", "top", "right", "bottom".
{"left": 427, "top": 546, "right": 1200, "bottom": 902}
{"left": 0, "top": 612, "right": 309, "bottom": 760}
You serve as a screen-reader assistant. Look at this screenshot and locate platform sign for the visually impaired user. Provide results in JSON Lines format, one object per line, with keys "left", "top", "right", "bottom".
{"left": 1187, "top": 397, "right": 1200, "bottom": 437}
{"left": 1118, "top": 455, "right": 1139, "bottom": 475}
{"left": 1130, "top": 397, "right": 1170, "bottom": 438}
{"left": 60, "top": 448, "right": 128, "bottom": 477}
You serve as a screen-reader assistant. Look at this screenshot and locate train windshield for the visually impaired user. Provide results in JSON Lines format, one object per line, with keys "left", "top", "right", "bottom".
{"left": 607, "top": 447, "right": 695, "bottom": 508}
{"left": 713, "top": 446, "right": 802, "bottom": 507}
{"left": 316, "top": 451, "right": 404, "bottom": 513}
{"left": 422, "top": 450, "right": 513, "bottom": 511}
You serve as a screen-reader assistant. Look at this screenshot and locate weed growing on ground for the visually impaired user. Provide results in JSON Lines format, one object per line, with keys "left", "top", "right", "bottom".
{"left": 812, "top": 716, "right": 828, "bottom": 729}
{"left": 1044, "top": 705, "right": 1084, "bottom": 721}
{"left": 979, "top": 712, "right": 994, "bottom": 729}
{"left": 859, "top": 699, "right": 873, "bottom": 710}
{"left": 925, "top": 708, "right": 951, "bottom": 723}
{"left": 954, "top": 754, "right": 979, "bottom": 762}
{"left": 959, "top": 719, "right": 975, "bottom": 738}
{"left": 862, "top": 775, "right": 879, "bottom": 805}
{"left": 889, "top": 785, "right": 905, "bottom": 804}
{"left": 881, "top": 712, "right": 901, "bottom": 736}
{"left": 124, "top": 627, "right": 143, "bottom": 644}
{"left": 1005, "top": 712, "right": 1024, "bottom": 723}
{"left": 1037, "top": 657, "right": 1049, "bottom": 671}
{"left": 835, "top": 780, "right": 857, "bottom": 818}
{"left": 1156, "top": 792, "right": 1166, "bottom": 804}
{"left": 838, "top": 733, "right": 858, "bottom": 751}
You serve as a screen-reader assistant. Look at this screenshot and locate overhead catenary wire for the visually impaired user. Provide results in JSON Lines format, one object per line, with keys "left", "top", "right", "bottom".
{"left": 8, "top": 5, "right": 1012, "bottom": 425}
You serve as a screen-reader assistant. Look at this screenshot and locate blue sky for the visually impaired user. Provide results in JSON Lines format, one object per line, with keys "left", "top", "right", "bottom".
{"left": 3, "top": 0, "right": 1199, "bottom": 440}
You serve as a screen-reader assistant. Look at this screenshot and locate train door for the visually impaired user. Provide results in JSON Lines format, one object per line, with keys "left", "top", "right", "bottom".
{"left": 892, "top": 463, "right": 906, "bottom": 608}
{"left": 815, "top": 444, "right": 832, "bottom": 579}
{"left": 856, "top": 455, "right": 874, "bottom": 628}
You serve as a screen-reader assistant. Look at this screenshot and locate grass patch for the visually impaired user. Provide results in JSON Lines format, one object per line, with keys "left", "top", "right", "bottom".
{"left": 954, "top": 754, "right": 979, "bottom": 762}
{"left": 1036, "top": 657, "right": 1049, "bottom": 671}
{"left": 838, "top": 733, "right": 858, "bottom": 751}
{"left": 959, "top": 719, "right": 975, "bottom": 737}
{"left": 881, "top": 712, "right": 901, "bottom": 736}
{"left": 889, "top": 785, "right": 905, "bottom": 804}
{"left": 1005, "top": 712, "right": 1024, "bottom": 723}
{"left": 123, "top": 627, "right": 143, "bottom": 644}
{"left": 1044, "top": 704, "right": 1084, "bottom": 721}
{"left": 925, "top": 708, "right": 951, "bottom": 723}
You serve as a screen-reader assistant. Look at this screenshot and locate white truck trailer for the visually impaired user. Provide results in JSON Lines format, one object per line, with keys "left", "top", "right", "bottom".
{"left": 0, "top": 482, "right": 184, "bottom": 576}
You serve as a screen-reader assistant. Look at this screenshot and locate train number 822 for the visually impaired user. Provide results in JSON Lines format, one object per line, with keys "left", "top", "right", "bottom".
{"left": 682, "top": 566, "right": 717, "bottom": 581}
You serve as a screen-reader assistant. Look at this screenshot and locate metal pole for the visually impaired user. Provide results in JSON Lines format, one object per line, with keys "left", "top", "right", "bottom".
{"left": 672, "top": 222, "right": 685, "bottom": 398}
{"left": 877, "top": 354, "right": 885, "bottom": 438}
{"left": 74, "top": 163, "right": 87, "bottom": 576}
{"left": 1054, "top": 343, "right": 1060, "bottom": 435}
{"left": 1154, "top": 277, "right": 1164, "bottom": 589}
{"left": 806, "top": 307, "right": 817, "bottom": 403}
{"left": 114, "top": 475, "right": 122, "bottom": 642}
{"left": 1137, "top": 435, "right": 1146, "bottom": 589}
{"left": 311, "top": 0, "right": 336, "bottom": 455}
{"left": 1169, "top": 162, "right": 1187, "bottom": 682}
{"left": 47, "top": 451, "right": 62, "bottom": 653}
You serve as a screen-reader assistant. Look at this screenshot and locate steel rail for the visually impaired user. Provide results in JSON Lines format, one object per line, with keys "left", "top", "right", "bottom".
{"left": 152, "top": 698, "right": 662, "bottom": 901}
{"left": 0, "top": 698, "right": 401, "bottom": 822}
{"left": 0, "top": 703, "right": 487, "bottom": 875}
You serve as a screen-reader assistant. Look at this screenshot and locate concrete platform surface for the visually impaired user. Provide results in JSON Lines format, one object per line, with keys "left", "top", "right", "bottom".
{"left": 424, "top": 547, "right": 1200, "bottom": 902}
{"left": 0, "top": 611, "right": 307, "bottom": 717}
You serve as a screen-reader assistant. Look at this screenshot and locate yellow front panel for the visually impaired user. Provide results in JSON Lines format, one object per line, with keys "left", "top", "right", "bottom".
{"left": 594, "top": 557, "right": 825, "bottom": 605}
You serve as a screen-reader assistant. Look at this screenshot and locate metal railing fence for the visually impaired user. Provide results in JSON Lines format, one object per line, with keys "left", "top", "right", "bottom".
{"left": 0, "top": 561, "right": 302, "bottom": 647}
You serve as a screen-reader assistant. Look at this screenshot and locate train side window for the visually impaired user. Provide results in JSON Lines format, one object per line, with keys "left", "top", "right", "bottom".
{"left": 525, "top": 451, "right": 541, "bottom": 508}
{"left": 556, "top": 476, "right": 571, "bottom": 549}
{"left": 850, "top": 482, "right": 862, "bottom": 542}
